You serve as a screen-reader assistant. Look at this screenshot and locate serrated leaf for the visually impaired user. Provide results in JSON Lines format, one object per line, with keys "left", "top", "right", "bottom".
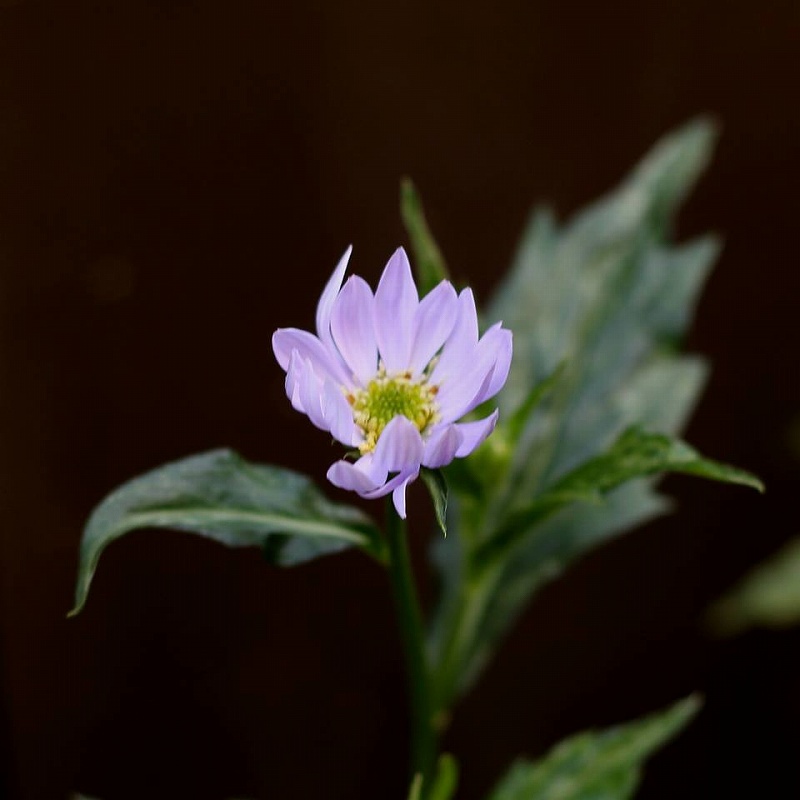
{"left": 483, "top": 427, "right": 762, "bottom": 563}
{"left": 401, "top": 178, "right": 450, "bottom": 295}
{"left": 559, "top": 427, "right": 762, "bottom": 494}
{"left": 487, "top": 696, "right": 700, "bottom": 800}
{"left": 427, "top": 119, "right": 760, "bottom": 712}
{"left": 421, "top": 468, "right": 449, "bottom": 537}
{"left": 708, "top": 536, "right": 800, "bottom": 635}
{"left": 71, "top": 449, "right": 383, "bottom": 615}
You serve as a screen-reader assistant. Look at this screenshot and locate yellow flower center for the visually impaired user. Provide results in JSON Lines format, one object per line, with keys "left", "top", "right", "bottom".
{"left": 348, "top": 366, "right": 439, "bottom": 454}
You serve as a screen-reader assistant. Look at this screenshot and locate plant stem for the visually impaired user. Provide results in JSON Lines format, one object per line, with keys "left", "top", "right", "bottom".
{"left": 385, "top": 500, "right": 437, "bottom": 790}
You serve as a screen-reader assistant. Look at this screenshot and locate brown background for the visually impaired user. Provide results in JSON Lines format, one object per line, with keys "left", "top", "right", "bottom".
{"left": 1, "top": 1, "right": 799, "bottom": 798}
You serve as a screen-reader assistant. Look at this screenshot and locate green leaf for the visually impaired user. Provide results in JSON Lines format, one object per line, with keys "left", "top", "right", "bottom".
{"left": 505, "top": 362, "right": 566, "bottom": 442}
{"left": 407, "top": 774, "right": 423, "bottom": 800}
{"left": 406, "top": 754, "right": 459, "bottom": 800}
{"left": 421, "top": 468, "right": 449, "bottom": 537}
{"left": 70, "top": 449, "right": 384, "bottom": 616}
{"left": 483, "top": 426, "right": 762, "bottom": 563}
{"left": 429, "top": 753, "right": 459, "bottom": 800}
{"left": 708, "top": 536, "right": 800, "bottom": 635}
{"left": 427, "top": 119, "right": 761, "bottom": 711}
{"left": 401, "top": 178, "right": 450, "bottom": 294}
{"left": 487, "top": 696, "right": 700, "bottom": 800}
{"left": 555, "top": 426, "right": 763, "bottom": 496}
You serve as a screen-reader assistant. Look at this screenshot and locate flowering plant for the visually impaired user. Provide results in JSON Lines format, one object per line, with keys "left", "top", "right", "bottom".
{"left": 72, "top": 120, "right": 761, "bottom": 799}
{"left": 273, "top": 246, "right": 512, "bottom": 516}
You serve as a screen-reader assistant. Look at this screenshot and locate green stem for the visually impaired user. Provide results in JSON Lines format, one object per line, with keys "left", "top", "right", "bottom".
{"left": 385, "top": 500, "right": 437, "bottom": 789}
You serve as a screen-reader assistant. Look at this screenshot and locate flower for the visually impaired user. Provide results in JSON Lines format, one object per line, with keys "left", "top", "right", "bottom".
{"left": 272, "top": 247, "right": 512, "bottom": 518}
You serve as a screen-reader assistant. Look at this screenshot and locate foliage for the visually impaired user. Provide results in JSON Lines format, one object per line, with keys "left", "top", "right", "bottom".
{"left": 418, "top": 119, "right": 762, "bottom": 714}
{"left": 72, "top": 119, "right": 762, "bottom": 799}
{"left": 71, "top": 449, "right": 383, "bottom": 615}
{"left": 487, "top": 696, "right": 700, "bottom": 800}
{"left": 708, "top": 536, "right": 800, "bottom": 634}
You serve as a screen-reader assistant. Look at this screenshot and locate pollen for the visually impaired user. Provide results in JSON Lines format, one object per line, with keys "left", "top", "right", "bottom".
{"left": 350, "top": 365, "right": 440, "bottom": 454}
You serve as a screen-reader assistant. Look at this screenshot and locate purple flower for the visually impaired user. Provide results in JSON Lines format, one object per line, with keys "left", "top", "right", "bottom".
{"left": 272, "top": 247, "right": 512, "bottom": 518}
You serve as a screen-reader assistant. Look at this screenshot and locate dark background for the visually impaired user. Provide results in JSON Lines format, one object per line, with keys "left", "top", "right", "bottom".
{"left": 1, "top": 1, "right": 798, "bottom": 798}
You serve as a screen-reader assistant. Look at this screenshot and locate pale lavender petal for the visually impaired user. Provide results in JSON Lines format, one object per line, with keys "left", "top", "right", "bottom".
{"left": 273, "top": 328, "right": 348, "bottom": 385}
{"left": 363, "top": 467, "right": 418, "bottom": 502}
{"left": 315, "top": 245, "right": 352, "bottom": 350}
{"left": 453, "top": 410, "right": 499, "bottom": 457}
{"left": 435, "top": 324, "right": 512, "bottom": 421}
{"left": 296, "top": 355, "right": 328, "bottom": 432}
{"left": 483, "top": 328, "right": 512, "bottom": 399}
{"left": 372, "top": 415, "right": 424, "bottom": 474}
{"left": 330, "top": 275, "right": 378, "bottom": 386}
{"left": 437, "top": 363, "right": 495, "bottom": 423}
{"left": 374, "top": 247, "right": 419, "bottom": 372}
{"left": 323, "top": 379, "right": 360, "bottom": 448}
{"left": 285, "top": 351, "right": 305, "bottom": 412}
{"left": 391, "top": 471, "right": 419, "bottom": 518}
{"left": 409, "top": 281, "right": 458, "bottom": 375}
{"left": 430, "top": 288, "right": 479, "bottom": 385}
{"left": 422, "top": 424, "right": 464, "bottom": 468}
{"left": 327, "top": 457, "right": 382, "bottom": 494}
{"left": 455, "top": 325, "right": 512, "bottom": 412}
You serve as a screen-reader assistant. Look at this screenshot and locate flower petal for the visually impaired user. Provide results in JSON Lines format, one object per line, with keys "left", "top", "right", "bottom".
{"left": 327, "top": 456, "right": 384, "bottom": 495}
{"left": 272, "top": 328, "right": 348, "bottom": 385}
{"left": 374, "top": 247, "right": 419, "bottom": 372}
{"left": 453, "top": 410, "right": 499, "bottom": 457}
{"left": 330, "top": 275, "right": 378, "bottom": 386}
{"left": 323, "top": 379, "right": 360, "bottom": 448}
{"left": 284, "top": 351, "right": 305, "bottom": 412}
{"left": 422, "top": 423, "right": 464, "bottom": 468}
{"left": 409, "top": 281, "right": 458, "bottom": 375}
{"left": 391, "top": 471, "right": 418, "bottom": 518}
{"left": 482, "top": 327, "right": 513, "bottom": 400}
{"left": 435, "top": 324, "right": 512, "bottom": 421}
{"left": 363, "top": 466, "right": 419, "bottom": 502}
{"left": 430, "top": 288, "right": 480, "bottom": 386}
{"left": 316, "top": 245, "right": 352, "bottom": 351}
{"left": 293, "top": 353, "right": 328, "bottom": 432}
{"left": 372, "top": 415, "right": 424, "bottom": 474}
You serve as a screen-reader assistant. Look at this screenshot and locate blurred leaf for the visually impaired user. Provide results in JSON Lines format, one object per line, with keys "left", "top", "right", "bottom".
{"left": 427, "top": 119, "right": 763, "bottom": 712}
{"left": 429, "top": 753, "right": 459, "bottom": 800}
{"left": 708, "top": 536, "right": 800, "bottom": 635}
{"left": 486, "top": 696, "right": 700, "bottom": 800}
{"left": 506, "top": 362, "right": 566, "bottom": 442}
{"left": 407, "top": 774, "right": 424, "bottom": 800}
{"left": 401, "top": 177, "right": 450, "bottom": 294}
{"left": 421, "top": 468, "right": 449, "bottom": 537}
{"left": 406, "top": 754, "right": 459, "bottom": 800}
{"left": 71, "top": 449, "right": 383, "bottom": 615}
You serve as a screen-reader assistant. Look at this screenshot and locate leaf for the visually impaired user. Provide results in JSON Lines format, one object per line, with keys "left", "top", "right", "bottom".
{"left": 481, "top": 426, "right": 762, "bottom": 565}
{"left": 427, "top": 119, "right": 761, "bottom": 712}
{"left": 505, "top": 362, "right": 566, "bottom": 442}
{"left": 407, "top": 774, "right": 423, "bottom": 800}
{"left": 486, "top": 696, "right": 700, "bottom": 800}
{"left": 406, "top": 754, "right": 459, "bottom": 800}
{"left": 401, "top": 178, "right": 450, "bottom": 294}
{"left": 421, "top": 468, "right": 449, "bottom": 537}
{"left": 707, "top": 536, "right": 800, "bottom": 635}
{"left": 71, "top": 449, "right": 384, "bottom": 615}
{"left": 429, "top": 753, "right": 459, "bottom": 800}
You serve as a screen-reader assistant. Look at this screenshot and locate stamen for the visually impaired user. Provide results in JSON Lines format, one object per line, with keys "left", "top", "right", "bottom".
{"left": 348, "top": 369, "right": 440, "bottom": 454}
